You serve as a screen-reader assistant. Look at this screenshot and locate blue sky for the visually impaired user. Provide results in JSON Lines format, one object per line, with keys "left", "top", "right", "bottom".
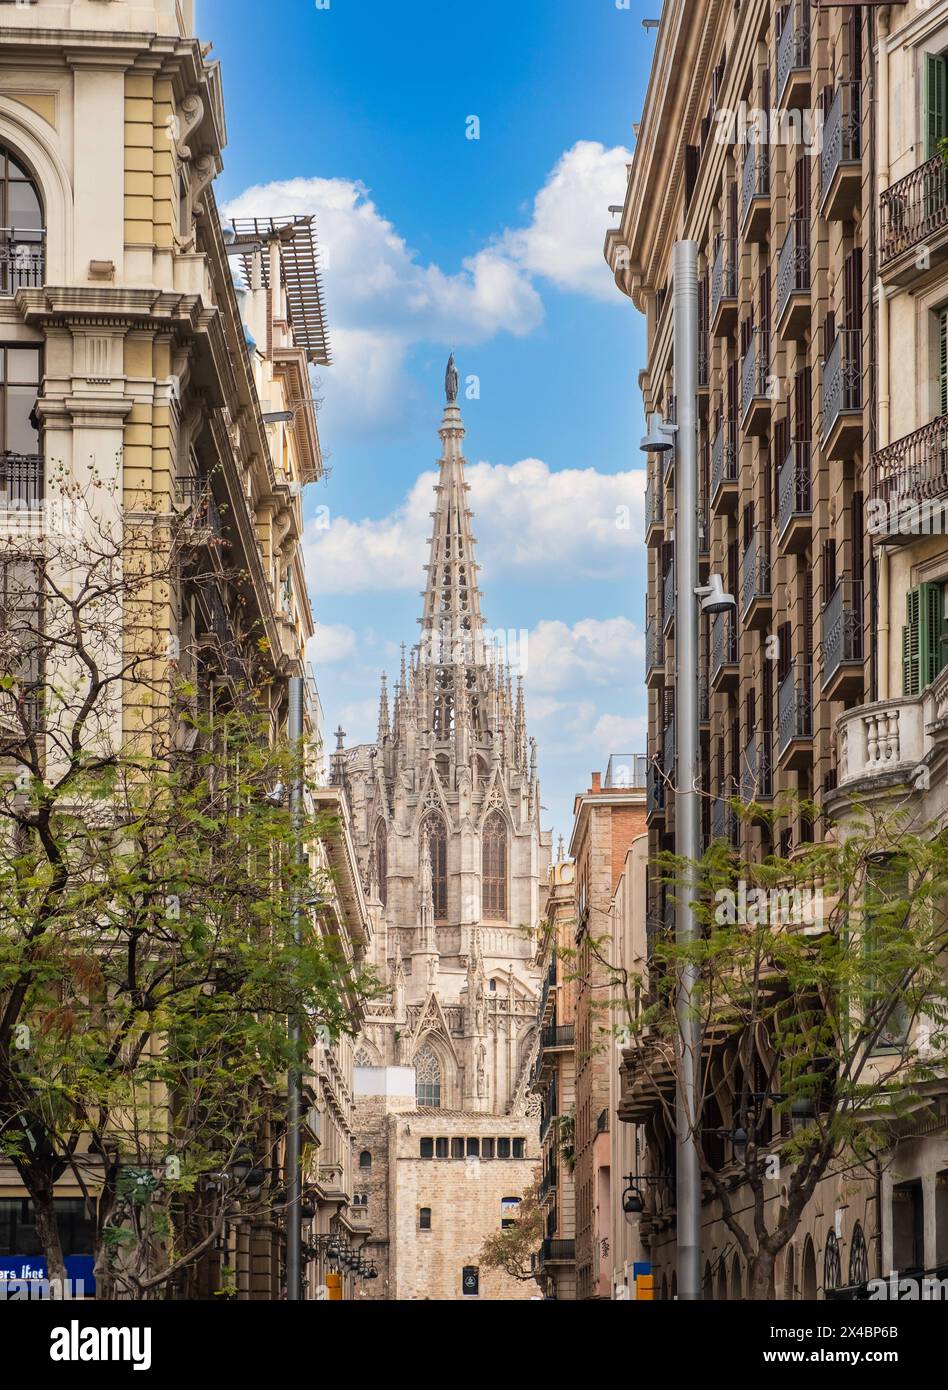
{"left": 200, "top": 0, "right": 655, "bottom": 838}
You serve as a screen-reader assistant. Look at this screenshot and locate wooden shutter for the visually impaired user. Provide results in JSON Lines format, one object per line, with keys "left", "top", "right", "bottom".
{"left": 940, "top": 308, "right": 948, "bottom": 418}
{"left": 920, "top": 580, "right": 947, "bottom": 688}
{"left": 925, "top": 54, "right": 948, "bottom": 159}
{"left": 844, "top": 248, "right": 863, "bottom": 332}
{"left": 903, "top": 587, "right": 921, "bottom": 695}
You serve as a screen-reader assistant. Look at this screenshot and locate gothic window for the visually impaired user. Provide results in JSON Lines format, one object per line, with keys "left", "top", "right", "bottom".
{"left": 848, "top": 1223, "right": 868, "bottom": 1286}
{"left": 0, "top": 146, "right": 44, "bottom": 294}
{"left": 482, "top": 811, "right": 508, "bottom": 921}
{"left": 422, "top": 814, "right": 447, "bottom": 921}
{"left": 358, "top": 1150, "right": 372, "bottom": 1169}
{"left": 355, "top": 1048, "right": 372, "bottom": 1068}
{"left": 374, "top": 821, "right": 387, "bottom": 907}
{"left": 823, "top": 1230, "right": 841, "bottom": 1292}
{"left": 415, "top": 1045, "right": 442, "bottom": 1109}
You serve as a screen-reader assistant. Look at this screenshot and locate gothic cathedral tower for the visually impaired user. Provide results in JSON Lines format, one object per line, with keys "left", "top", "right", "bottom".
{"left": 342, "top": 363, "right": 551, "bottom": 1300}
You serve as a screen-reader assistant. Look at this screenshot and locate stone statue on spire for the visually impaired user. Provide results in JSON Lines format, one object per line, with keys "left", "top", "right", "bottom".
{"left": 445, "top": 352, "right": 459, "bottom": 404}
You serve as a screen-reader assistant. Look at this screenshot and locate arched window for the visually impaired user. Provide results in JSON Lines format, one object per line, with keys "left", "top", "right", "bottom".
{"left": 415, "top": 1044, "right": 442, "bottom": 1109}
{"left": 374, "top": 821, "right": 387, "bottom": 907}
{"left": 482, "top": 811, "right": 508, "bottom": 920}
{"left": 358, "top": 1150, "right": 372, "bottom": 1169}
{"left": 0, "top": 146, "right": 44, "bottom": 294}
{"left": 848, "top": 1223, "right": 868, "bottom": 1287}
{"left": 823, "top": 1230, "right": 841, "bottom": 1293}
{"left": 421, "top": 815, "right": 447, "bottom": 921}
{"left": 801, "top": 1236, "right": 818, "bottom": 1299}
{"left": 355, "top": 1047, "right": 371, "bottom": 1068}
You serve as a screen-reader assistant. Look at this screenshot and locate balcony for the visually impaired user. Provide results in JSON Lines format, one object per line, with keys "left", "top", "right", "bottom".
{"left": 710, "top": 794, "right": 739, "bottom": 847}
{"left": 0, "top": 228, "right": 45, "bottom": 295}
{"left": 778, "top": 664, "right": 813, "bottom": 769}
{"left": 710, "top": 236, "right": 737, "bottom": 336}
{"left": 869, "top": 415, "right": 948, "bottom": 545}
{"left": 777, "top": 441, "right": 811, "bottom": 553}
{"left": 540, "top": 1024, "right": 575, "bottom": 1053}
{"left": 776, "top": 0, "right": 810, "bottom": 110}
{"left": 776, "top": 216, "right": 810, "bottom": 340}
{"left": 880, "top": 155, "right": 948, "bottom": 286}
{"left": 822, "top": 329, "right": 863, "bottom": 460}
{"left": 699, "top": 671, "right": 710, "bottom": 726}
{"left": 822, "top": 580, "right": 863, "bottom": 701}
{"left": 646, "top": 756, "right": 666, "bottom": 821}
{"left": 663, "top": 562, "right": 675, "bottom": 634}
{"left": 741, "top": 729, "right": 773, "bottom": 803}
{"left": 820, "top": 83, "right": 862, "bottom": 222}
{"left": 831, "top": 671, "right": 948, "bottom": 797}
{"left": 710, "top": 418, "right": 738, "bottom": 515}
{"left": 0, "top": 451, "right": 43, "bottom": 522}
{"left": 663, "top": 715, "right": 676, "bottom": 790}
{"left": 645, "top": 616, "right": 664, "bottom": 688}
{"left": 741, "top": 330, "right": 771, "bottom": 436}
{"left": 741, "top": 529, "right": 771, "bottom": 629}
{"left": 741, "top": 143, "right": 770, "bottom": 242}
{"left": 698, "top": 329, "right": 710, "bottom": 394}
{"left": 645, "top": 471, "right": 664, "bottom": 547}
{"left": 710, "top": 609, "right": 738, "bottom": 693}
{"left": 538, "top": 1239, "right": 575, "bottom": 1267}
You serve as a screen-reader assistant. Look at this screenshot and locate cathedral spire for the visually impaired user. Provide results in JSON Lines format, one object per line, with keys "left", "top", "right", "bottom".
{"left": 377, "top": 672, "right": 390, "bottom": 743}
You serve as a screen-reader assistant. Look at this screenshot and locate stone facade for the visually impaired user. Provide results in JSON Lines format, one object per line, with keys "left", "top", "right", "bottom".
{"left": 344, "top": 368, "right": 551, "bottom": 1300}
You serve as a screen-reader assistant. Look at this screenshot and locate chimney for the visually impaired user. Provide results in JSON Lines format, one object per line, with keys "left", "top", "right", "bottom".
{"left": 591, "top": 772, "right": 601, "bottom": 793}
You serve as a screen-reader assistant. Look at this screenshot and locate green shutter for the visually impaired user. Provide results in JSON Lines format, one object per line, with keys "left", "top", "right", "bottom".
{"left": 903, "top": 587, "right": 921, "bottom": 695}
{"left": 925, "top": 53, "right": 948, "bottom": 158}
{"left": 940, "top": 309, "right": 948, "bottom": 418}
{"left": 921, "top": 580, "right": 948, "bottom": 686}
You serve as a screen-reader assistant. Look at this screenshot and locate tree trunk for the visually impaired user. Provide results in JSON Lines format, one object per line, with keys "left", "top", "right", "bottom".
{"left": 748, "top": 1250, "right": 776, "bottom": 1300}
{"left": 32, "top": 1187, "right": 67, "bottom": 1285}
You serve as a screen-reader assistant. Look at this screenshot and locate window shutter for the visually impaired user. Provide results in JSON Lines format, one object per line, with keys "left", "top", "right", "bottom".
{"left": 903, "top": 587, "right": 921, "bottom": 696}
{"left": 940, "top": 308, "right": 948, "bottom": 418}
{"left": 925, "top": 54, "right": 948, "bottom": 159}
{"left": 920, "top": 580, "right": 947, "bottom": 688}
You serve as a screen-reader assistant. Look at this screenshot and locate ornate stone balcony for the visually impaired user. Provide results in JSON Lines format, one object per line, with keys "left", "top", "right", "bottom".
{"left": 834, "top": 669, "right": 948, "bottom": 796}
{"left": 880, "top": 155, "right": 948, "bottom": 286}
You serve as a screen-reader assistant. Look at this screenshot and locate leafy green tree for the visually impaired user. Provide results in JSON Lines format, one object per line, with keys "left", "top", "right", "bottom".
{"left": 477, "top": 1176, "right": 545, "bottom": 1288}
{"left": 0, "top": 490, "right": 376, "bottom": 1298}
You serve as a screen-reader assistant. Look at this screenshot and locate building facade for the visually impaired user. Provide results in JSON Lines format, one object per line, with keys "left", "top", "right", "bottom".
{"left": 569, "top": 758, "right": 647, "bottom": 1300}
{"left": 345, "top": 367, "right": 550, "bottom": 1300}
{"left": 531, "top": 846, "right": 578, "bottom": 1299}
{"left": 0, "top": 0, "right": 369, "bottom": 1300}
{"left": 606, "top": 0, "right": 884, "bottom": 1298}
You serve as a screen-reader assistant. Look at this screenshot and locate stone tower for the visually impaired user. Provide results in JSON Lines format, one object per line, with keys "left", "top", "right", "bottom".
{"left": 344, "top": 364, "right": 551, "bottom": 1301}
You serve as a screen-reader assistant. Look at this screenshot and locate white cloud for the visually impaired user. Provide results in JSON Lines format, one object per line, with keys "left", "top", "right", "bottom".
{"left": 524, "top": 617, "right": 644, "bottom": 693}
{"left": 495, "top": 140, "right": 633, "bottom": 301}
{"left": 304, "top": 460, "right": 644, "bottom": 595}
{"left": 306, "top": 623, "right": 357, "bottom": 665}
{"left": 222, "top": 140, "right": 631, "bottom": 433}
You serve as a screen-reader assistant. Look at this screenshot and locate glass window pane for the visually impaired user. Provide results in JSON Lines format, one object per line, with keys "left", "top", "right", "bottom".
{"left": 7, "top": 349, "right": 39, "bottom": 385}
{"left": 5, "top": 385, "right": 39, "bottom": 453}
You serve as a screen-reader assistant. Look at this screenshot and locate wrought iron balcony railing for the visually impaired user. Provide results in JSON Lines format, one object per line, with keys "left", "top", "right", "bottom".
{"left": 822, "top": 580, "right": 863, "bottom": 689}
{"left": 645, "top": 616, "right": 663, "bottom": 678}
{"left": 741, "top": 329, "right": 770, "bottom": 418}
{"left": 0, "top": 228, "right": 45, "bottom": 295}
{"left": 822, "top": 329, "right": 862, "bottom": 444}
{"left": 710, "top": 794, "right": 738, "bottom": 846}
{"left": 777, "top": 441, "right": 811, "bottom": 538}
{"left": 881, "top": 155, "right": 948, "bottom": 270}
{"left": 820, "top": 82, "right": 862, "bottom": 199}
{"left": 0, "top": 451, "right": 43, "bottom": 510}
{"left": 646, "top": 757, "right": 665, "bottom": 816}
{"left": 741, "top": 729, "right": 773, "bottom": 802}
{"left": 538, "top": 1239, "right": 575, "bottom": 1266}
{"left": 663, "top": 715, "right": 676, "bottom": 785}
{"left": 645, "top": 473, "right": 664, "bottom": 532}
{"left": 711, "top": 236, "right": 737, "bottom": 322}
{"left": 711, "top": 418, "right": 737, "bottom": 495}
{"left": 540, "top": 1024, "right": 575, "bottom": 1051}
{"left": 870, "top": 414, "right": 948, "bottom": 537}
{"left": 778, "top": 663, "right": 813, "bottom": 755}
{"left": 663, "top": 562, "right": 676, "bottom": 631}
{"left": 711, "top": 609, "right": 738, "bottom": 679}
{"left": 777, "top": 0, "right": 810, "bottom": 105}
{"left": 698, "top": 329, "right": 710, "bottom": 389}
{"left": 741, "top": 529, "right": 771, "bottom": 616}
{"left": 741, "top": 142, "right": 770, "bottom": 222}
{"left": 777, "top": 215, "right": 810, "bottom": 323}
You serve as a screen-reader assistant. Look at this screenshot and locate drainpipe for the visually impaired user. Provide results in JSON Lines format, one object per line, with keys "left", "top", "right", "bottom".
{"left": 286, "top": 675, "right": 305, "bottom": 1299}
{"left": 876, "top": 8, "right": 892, "bottom": 700}
{"left": 672, "top": 239, "right": 702, "bottom": 1301}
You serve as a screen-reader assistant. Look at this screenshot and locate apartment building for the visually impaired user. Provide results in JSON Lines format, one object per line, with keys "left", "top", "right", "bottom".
{"left": 0, "top": 0, "right": 370, "bottom": 1300}
{"left": 606, "top": 0, "right": 882, "bottom": 1298}
{"left": 825, "top": 0, "right": 948, "bottom": 1288}
{"left": 530, "top": 846, "right": 578, "bottom": 1300}
{"left": 569, "top": 757, "right": 647, "bottom": 1300}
